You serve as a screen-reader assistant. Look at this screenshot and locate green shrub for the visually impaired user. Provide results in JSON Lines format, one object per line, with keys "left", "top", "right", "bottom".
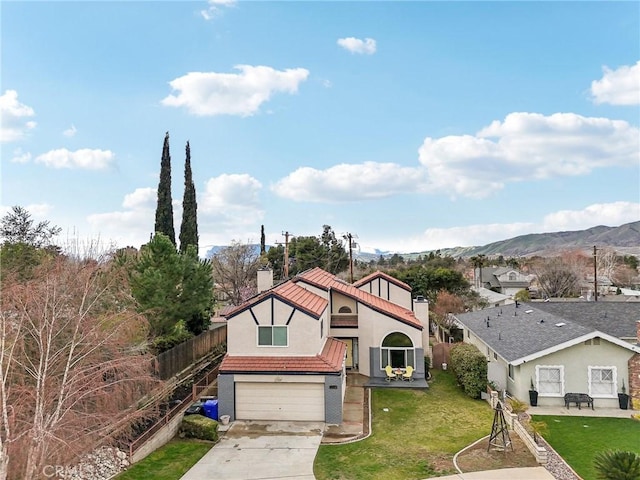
{"left": 593, "top": 450, "right": 640, "bottom": 480}
{"left": 449, "top": 343, "right": 487, "bottom": 399}
{"left": 179, "top": 415, "right": 219, "bottom": 442}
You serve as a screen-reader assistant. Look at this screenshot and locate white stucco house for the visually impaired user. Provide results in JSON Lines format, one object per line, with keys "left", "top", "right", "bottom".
{"left": 217, "top": 268, "right": 429, "bottom": 423}
{"left": 453, "top": 301, "right": 640, "bottom": 409}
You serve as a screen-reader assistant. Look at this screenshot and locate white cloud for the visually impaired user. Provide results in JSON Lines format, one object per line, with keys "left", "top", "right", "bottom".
{"left": 370, "top": 202, "right": 640, "bottom": 253}
{"left": 161, "top": 65, "right": 309, "bottom": 116}
{"left": 35, "top": 148, "right": 115, "bottom": 169}
{"left": 337, "top": 37, "right": 377, "bottom": 55}
{"left": 272, "top": 162, "right": 427, "bottom": 203}
{"left": 10, "top": 147, "right": 31, "bottom": 164}
{"left": 63, "top": 124, "right": 77, "bottom": 137}
{"left": 200, "top": 0, "right": 236, "bottom": 20}
{"left": 201, "top": 173, "right": 262, "bottom": 212}
{"left": 590, "top": 61, "right": 640, "bottom": 105}
{"left": 542, "top": 201, "right": 640, "bottom": 231}
{"left": 419, "top": 112, "right": 639, "bottom": 198}
{"left": 122, "top": 187, "right": 157, "bottom": 209}
{"left": 0, "top": 90, "right": 37, "bottom": 143}
{"left": 198, "top": 174, "right": 266, "bottom": 249}
{"left": 87, "top": 188, "right": 158, "bottom": 248}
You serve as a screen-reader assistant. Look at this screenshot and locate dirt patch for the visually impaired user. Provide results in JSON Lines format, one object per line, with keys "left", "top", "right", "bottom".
{"left": 456, "top": 434, "right": 539, "bottom": 472}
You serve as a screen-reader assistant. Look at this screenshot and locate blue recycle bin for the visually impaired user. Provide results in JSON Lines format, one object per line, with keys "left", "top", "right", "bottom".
{"left": 202, "top": 399, "right": 218, "bottom": 420}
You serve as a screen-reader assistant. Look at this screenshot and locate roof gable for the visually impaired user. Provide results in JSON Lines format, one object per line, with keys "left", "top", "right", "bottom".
{"left": 226, "top": 280, "right": 327, "bottom": 320}
{"left": 353, "top": 270, "right": 412, "bottom": 292}
{"left": 296, "top": 267, "right": 422, "bottom": 330}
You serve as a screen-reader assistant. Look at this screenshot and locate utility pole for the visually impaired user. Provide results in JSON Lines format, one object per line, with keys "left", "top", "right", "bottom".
{"left": 593, "top": 245, "right": 598, "bottom": 302}
{"left": 343, "top": 232, "right": 357, "bottom": 283}
{"left": 347, "top": 233, "right": 354, "bottom": 283}
{"left": 282, "top": 231, "right": 292, "bottom": 279}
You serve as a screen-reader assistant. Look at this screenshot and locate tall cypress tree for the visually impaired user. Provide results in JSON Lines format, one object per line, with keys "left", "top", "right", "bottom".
{"left": 179, "top": 141, "right": 199, "bottom": 253}
{"left": 154, "top": 132, "right": 176, "bottom": 245}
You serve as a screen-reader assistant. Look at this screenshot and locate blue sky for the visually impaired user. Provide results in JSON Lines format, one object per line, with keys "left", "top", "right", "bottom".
{"left": 2, "top": 1, "right": 639, "bottom": 257}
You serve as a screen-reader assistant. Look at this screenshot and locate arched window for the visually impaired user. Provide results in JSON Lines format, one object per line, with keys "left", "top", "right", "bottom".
{"left": 381, "top": 332, "right": 415, "bottom": 369}
{"left": 509, "top": 272, "right": 516, "bottom": 281}
{"left": 338, "top": 306, "right": 352, "bottom": 314}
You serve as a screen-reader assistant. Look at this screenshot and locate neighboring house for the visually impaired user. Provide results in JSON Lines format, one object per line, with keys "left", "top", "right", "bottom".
{"left": 475, "top": 267, "right": 532, "bottom": 297}
{"left": 218, "top": 268, "right": 429, "bottom": 423}
{"left": 453, "top": 302, "right": 640, "bottom": 409}
{"left": 472, "top": 286, "right": 515, "bottom": 308}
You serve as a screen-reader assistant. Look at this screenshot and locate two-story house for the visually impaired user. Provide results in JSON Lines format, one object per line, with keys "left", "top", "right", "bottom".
{"left": 217, "top": 268, "right": 429, "bottom": 423}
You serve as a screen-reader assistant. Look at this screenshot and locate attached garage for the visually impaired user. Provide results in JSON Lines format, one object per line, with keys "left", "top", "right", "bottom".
{"left": 235, "top": 382, "right": 325, "bottom": 421}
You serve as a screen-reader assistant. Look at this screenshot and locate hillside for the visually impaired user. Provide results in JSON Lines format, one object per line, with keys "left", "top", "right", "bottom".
{"left": 357, "top": 221, "right": 640, "bottom": 261}
{"left": 206, "top": 221, "right": 640, "bottom": 261}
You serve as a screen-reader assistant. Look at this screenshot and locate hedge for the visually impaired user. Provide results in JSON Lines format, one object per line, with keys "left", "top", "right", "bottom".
{"left": 179, "top": 415, "right": 219, "bottom": 442}
{"left": 449, "top": 343, "right": 487, "bottom": 399}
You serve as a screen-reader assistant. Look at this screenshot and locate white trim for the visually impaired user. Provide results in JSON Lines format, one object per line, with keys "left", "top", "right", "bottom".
{"left": 588, "top": 365, "right": 617, "bottom": 398}
{"left": 512, "top": 331, "right": 640, "bottom": 366}
{"left": 535, "top": 365, "right": 564, "bottom": 397}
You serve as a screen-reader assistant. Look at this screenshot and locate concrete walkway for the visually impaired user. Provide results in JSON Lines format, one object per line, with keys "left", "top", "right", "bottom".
{"left": 430, "top": 466, "right": 556, "bottom": 479}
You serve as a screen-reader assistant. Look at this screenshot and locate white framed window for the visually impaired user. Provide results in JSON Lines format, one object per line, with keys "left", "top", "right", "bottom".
{"left": 508, "top": 364, "right": 515, "bottom": 380}
{"left": 588, "top": 366, "right": 617, "bottom": 398}
{"left": 257, "top": 325, "right": 288, "bottom": 346}
{"left": 535, "top": 365, "right": 564, "bottom": 397}
{"left": 380, "top": 332, "right": 415, "bottom": 369}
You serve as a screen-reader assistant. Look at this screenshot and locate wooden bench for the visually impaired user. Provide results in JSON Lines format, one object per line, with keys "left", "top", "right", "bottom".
{"left": 564, "top": 393, "right": 594, "bottom": 410}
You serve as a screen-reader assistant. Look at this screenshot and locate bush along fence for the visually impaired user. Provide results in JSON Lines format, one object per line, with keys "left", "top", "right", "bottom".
{"left": 155, "top": 324, "right": 226, "bottom": 380}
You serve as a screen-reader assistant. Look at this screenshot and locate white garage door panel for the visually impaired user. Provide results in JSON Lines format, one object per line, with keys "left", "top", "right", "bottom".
{"left": 236, "top": 382, "right": 325, "bottom": 421}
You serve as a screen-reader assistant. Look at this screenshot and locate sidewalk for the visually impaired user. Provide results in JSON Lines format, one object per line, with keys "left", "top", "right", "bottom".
{"left": 430, "top": 467, "right": 555, "bottom": 480}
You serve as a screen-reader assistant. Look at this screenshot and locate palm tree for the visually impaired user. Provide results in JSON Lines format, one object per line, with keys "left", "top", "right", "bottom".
{"left": 593, "top": 450, "right": 640, "bottom": 480}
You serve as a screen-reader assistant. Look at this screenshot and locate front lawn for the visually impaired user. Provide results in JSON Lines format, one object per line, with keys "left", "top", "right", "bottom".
{"left": 314, "top": 370, "right": 495, "bottom": 479}
{"left": 114, "top": 439, "right": 213, "bottom": 480}
{"left": 532, "top": 415, "right": 640, "bottom": 480}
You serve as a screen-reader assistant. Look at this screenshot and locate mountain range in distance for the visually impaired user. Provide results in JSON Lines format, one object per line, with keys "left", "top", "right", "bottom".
{"left": 206, "top": 220, "right": 640, "bottom": 261}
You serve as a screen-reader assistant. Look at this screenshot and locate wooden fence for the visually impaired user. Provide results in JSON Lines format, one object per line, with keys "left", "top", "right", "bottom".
{"left": 156, "top": 324, "right": 227, "bottom": 380}
{"left": 432, "top": 342, "right": 454, "bottom": 370}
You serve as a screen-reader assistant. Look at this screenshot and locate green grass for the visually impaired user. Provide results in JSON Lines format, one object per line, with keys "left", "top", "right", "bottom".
{"left": 314, "top": 370, "right": 494, "bottom": 480}
{"left": 114, "top": 439, "right": 213, "bottom": 480}
{"left": 532, "top": 415, "right": 640, "bottom": 480}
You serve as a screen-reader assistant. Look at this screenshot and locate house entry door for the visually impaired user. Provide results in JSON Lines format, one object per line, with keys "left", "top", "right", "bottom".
{"left": 344, "top": 339, "right": 353, "bottom": 368}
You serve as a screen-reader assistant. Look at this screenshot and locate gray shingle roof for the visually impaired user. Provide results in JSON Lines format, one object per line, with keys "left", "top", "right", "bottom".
{"left": 530, "top": 301, "right": 640, "bottom": 340}
{"left": 455, "top": 303, "right": 596, "bottom": 363}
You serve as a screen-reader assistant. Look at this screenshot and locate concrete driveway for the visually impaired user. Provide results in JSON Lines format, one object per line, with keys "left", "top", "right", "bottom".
{"left": 179, "top": 421, "right": 324, "bottom": 480}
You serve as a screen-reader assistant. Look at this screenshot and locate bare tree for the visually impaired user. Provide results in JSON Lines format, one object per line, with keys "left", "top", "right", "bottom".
{"left": 612, "top": 265, "right": 639, "bottom": 289}
{"left": 430, "top": 290, "right": 466, "bottom": 342}
{"left": 530, "top": 254, "right": 584, "bottom": 298}
{"left": 0, "top": 254, "right": 159, "bottom": 480}
{"left": 596, "top": 247, "right": 618, "bottom": 284}
{"left": 211, "top": 241, "right": 260, "bottom": 306}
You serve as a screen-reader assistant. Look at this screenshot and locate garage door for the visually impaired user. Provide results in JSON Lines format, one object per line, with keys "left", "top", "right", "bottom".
{"left": 235, "top": 382, "right": 325, "bottom": 421}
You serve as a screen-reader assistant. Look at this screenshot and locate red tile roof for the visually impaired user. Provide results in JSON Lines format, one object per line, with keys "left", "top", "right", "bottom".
{"left": 296, "top": 267, "right": 422, "bottom": 330}
{"left": 353, "top": 270, "right": 412, "bottom": 292}
{"left": 219, "top": 337, "right": 346, "bottom": 374}
{"left": 225, "top": 280, "right": 327, "bottom": 320}
{"left": 296, "top": 267, "right": 345, "bottom": 290}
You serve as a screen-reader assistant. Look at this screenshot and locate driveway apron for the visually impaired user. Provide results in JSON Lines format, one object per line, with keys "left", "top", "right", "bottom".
{"left": 180, "top": 421, "right": 324, "bottom": 480}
